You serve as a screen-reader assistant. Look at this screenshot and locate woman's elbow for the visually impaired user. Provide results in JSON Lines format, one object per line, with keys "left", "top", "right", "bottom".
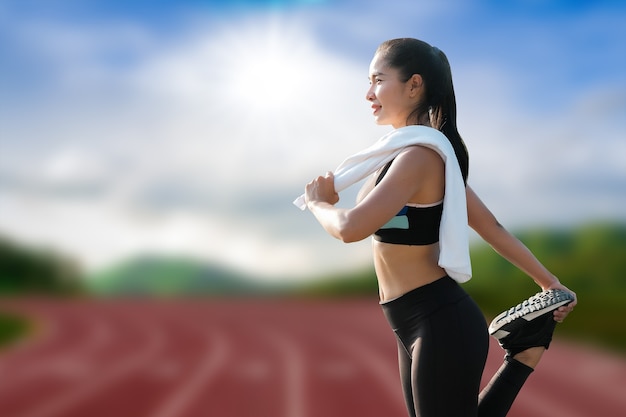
{"left": 335, "top": 217, "right": 370, "bottom": 243}
{"left": 339, "top": 232, "right": 366, "bottom": 243}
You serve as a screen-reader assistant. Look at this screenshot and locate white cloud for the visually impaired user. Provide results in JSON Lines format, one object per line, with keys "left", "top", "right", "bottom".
{"left": 1, "top": 7, "right": 625, "bottom": 281}
{"left": 454, "top": 63, "right": 626, "bottom": 228}
{"left": 0, "top": 13, "right": 386, "bottom": 279}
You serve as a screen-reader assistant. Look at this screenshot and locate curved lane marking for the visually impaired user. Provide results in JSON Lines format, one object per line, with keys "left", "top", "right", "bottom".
{"left": 149, "top": 329, "right": 230, "bottom": 417}
{"left": 15, "top": 312, "right": 167, "bottom": 417}
{"left": 0, "top": 306, "right": 114, "bottom": 390}
{"left": 332, "top": 335, "right": 405, "bottom": 407}
{"left": 263, "top": 329, "right": 307, "bottom": 417}
{"left": 15, "top": 315, "right": 113, "bottom": 383}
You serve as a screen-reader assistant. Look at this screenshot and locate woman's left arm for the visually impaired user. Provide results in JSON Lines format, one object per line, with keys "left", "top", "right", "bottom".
{"left": 466, "top": 185, "right": 577, "bottom": 322}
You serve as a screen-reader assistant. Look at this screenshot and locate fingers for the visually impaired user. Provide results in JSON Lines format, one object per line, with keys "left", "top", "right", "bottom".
{"left": 308, "top": 172, "right": 333, "bottom": 185}
{"left": 553, "top": 304, "right": 575, "bottom": 323}
{"left": 546, "top": 284, "right": 577, "bottom": 323}
{"left": 304, "top": 172, "right": 339, "bottom": 206}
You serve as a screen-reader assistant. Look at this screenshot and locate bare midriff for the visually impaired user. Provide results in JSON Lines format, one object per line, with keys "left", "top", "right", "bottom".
{"left": 373, "top": 239, "right": 447, "bottom": 302}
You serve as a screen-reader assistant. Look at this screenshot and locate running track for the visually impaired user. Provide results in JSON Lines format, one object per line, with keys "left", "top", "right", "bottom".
{"left": 0, "top": 298, "right": 624, "bottom": 417}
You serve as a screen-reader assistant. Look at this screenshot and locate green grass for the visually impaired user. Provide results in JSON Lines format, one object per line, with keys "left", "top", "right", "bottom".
{"left": 300, "top": 223, "right": 626, "bottom": 353}
{"left": 462, "top": 223, "right": 626, "bottom": 352}
{"left": 0, "top": 312, "right": 31, "bottom": 349}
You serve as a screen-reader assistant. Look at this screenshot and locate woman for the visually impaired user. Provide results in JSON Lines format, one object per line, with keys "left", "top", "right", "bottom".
{"left": 302, "top": 38, "right": 577, "bottom": 417}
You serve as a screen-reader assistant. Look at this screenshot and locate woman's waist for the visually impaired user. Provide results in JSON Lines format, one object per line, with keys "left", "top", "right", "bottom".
{"left": 380, "top": 276, "right": 469, "bottom": 330}
{"left": 373, "top": 242, "right": 445, "bottom": 301}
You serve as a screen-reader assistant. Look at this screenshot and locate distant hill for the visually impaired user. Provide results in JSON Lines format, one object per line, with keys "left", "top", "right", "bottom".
{"left": 0, "top": 235, "right": 83, "bottom": 295}
{"left": 88, "top": 254, "right": 380, "bottom": 298}
{"left": 86, "top": 223, "right": 626, "bottom": 351}
{"left": 88, "top": 255, "right": 273, "bottom": 297}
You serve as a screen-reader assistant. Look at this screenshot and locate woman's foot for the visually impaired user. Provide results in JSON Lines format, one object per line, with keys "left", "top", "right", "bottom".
{"left": 512, "top": 346, "right": 545, "bottom": 369}
{"left": 488, "top": 289, "right": 575, "bottom": 357}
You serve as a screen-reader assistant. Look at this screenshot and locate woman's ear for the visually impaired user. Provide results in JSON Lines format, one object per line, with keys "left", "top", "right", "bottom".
{"left": 409, "top": 74, "right": 423, "bottom": 98}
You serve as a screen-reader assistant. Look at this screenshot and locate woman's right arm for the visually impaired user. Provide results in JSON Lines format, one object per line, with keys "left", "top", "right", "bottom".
{"left": 305, "top": 146, "right": 440, "bottom": 243}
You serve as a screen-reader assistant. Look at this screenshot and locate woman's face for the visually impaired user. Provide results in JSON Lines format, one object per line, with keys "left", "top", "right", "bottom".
{"left": 366, "top": 53, "right": 420, "bottom": 129}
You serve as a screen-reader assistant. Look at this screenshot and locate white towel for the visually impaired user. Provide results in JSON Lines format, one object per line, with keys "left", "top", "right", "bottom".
{"left": 294, "top": 125, "right": 471, "bottom": 283}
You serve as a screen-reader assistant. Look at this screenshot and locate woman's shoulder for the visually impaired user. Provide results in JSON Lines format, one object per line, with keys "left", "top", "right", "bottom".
{"left": 396, "top": 144, "right": 444, "bottom": 167}
{"left": 376, "top": 146, "right": 444, "bottom": 190}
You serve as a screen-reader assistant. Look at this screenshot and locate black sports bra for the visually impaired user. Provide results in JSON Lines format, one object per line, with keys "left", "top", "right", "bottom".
{"left": 372, "top": 160, "right": 443, "bottom": 245}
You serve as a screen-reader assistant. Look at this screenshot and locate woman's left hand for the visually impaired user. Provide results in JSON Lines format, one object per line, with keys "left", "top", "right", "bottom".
{"left": 545, "top": 282, "right": 577, "bottom": 323}
{"left": 305, "top": 171, "right": 339, "bottom": 207}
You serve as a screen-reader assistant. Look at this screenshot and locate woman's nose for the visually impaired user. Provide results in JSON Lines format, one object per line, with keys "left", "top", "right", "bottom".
{"left": 365, "top": 88, "right": 375, "bottom": 101}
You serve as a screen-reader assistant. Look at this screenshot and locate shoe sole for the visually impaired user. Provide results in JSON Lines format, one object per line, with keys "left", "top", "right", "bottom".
{"left": 488, "top": 289, "right": 575, "bottom": 339}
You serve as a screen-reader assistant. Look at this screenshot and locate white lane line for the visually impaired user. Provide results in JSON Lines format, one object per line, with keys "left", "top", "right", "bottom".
{"left": 264, "top": 330, "right": 307, "bottom": 417}
{"left": 552, "top": 345, "right": 626, "bottom": 406}
{"left": 149, "top": 330, "right": 230, "bottom": 417}
{"left": 14, "top": 314, "right": 167, "bottom": 417}
{"left": 17, "top": 356, "right": 92, "bottom": 381}
{"left": 514, "top": 382, "right": 596, "bottom": 417}
{"left": 146, "top": 360, "right": 183, "bottom": 380}
{"left": 0, "top": 305, "right": 64, "bottom": 386}
{"left": 333, "top": 335, "right": 405, "bottom": 407}
{"left": 0, "top": 308, "right": 113, "bottom": 390}
{"left": 235, "top": 359, "right": 273, "bottom": 381}
{"left": 0, "top": 305, "right": 60, "bottom": 360}
{"left": 13, "top": 316, "right": 114, "bottom": 383}
{"left": 316, "top": 359, "right": 358, "bottom": 380}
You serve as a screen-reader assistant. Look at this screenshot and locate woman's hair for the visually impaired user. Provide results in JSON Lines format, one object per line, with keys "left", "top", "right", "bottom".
{"left": 375, "top": 38, "right": 469, "bottom": 183}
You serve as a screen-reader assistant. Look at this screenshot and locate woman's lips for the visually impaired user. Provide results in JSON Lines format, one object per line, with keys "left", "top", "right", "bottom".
{"left": 371, "top": 104, "right": 381, "bottom": 114}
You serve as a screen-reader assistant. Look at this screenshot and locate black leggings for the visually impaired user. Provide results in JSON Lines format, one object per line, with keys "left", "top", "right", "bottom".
{"left": 381, "top": 276, "right": 533, "bottom": 417}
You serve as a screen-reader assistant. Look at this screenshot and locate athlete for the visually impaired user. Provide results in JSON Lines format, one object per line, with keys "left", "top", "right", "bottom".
{"left": 303, "top": 38, "right": 577, "bottom": 417}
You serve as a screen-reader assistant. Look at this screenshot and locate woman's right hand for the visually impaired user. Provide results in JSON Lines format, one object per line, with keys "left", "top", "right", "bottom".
{"left": 305, "top": 171, "right": 339, "bottom": 207}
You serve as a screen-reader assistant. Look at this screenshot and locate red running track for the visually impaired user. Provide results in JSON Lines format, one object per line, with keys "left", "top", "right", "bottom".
{"left": 0, "top": 298, "right": 624, "bottom": 417}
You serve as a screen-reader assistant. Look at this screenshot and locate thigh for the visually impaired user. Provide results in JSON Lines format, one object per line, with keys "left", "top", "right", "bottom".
{"left": 397, "top": 339, "right": 417, "bottom": 417}
{"left": 411, "top": 297, "right": 489, "bottom": 417}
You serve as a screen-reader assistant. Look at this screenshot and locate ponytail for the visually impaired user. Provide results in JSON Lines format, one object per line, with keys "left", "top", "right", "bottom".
{"left": 430, "top": 47, "right": 469, "bottom": 184}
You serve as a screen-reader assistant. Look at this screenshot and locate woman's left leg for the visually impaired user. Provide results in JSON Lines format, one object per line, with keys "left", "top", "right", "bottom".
{"left": 396, "top": 339, "right": 417, "bottom": 417}
{"left": 409, "top": 295, "right": 489, "bottom": 416}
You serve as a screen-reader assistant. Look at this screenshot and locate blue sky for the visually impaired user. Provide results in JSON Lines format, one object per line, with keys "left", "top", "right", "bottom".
{"left": 1, "top": 0, "right": 625, "bottom": 281}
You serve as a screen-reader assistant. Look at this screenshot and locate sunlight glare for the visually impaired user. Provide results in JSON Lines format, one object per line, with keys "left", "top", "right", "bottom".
{"left": 222, "top": 21, "right": 313, "bottom": 117}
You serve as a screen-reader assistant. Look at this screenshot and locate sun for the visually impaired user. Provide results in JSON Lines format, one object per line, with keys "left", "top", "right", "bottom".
{"left": 221, "top": 21, "right": 313, "bottom": 117}
{"left": 233, "top": 49, "right": 301, "bottom": 111}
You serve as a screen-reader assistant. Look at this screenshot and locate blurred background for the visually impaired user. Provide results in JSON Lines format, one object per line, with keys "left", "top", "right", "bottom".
{"left": 1, "top": 0, "right": 625, "bottom": 416}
